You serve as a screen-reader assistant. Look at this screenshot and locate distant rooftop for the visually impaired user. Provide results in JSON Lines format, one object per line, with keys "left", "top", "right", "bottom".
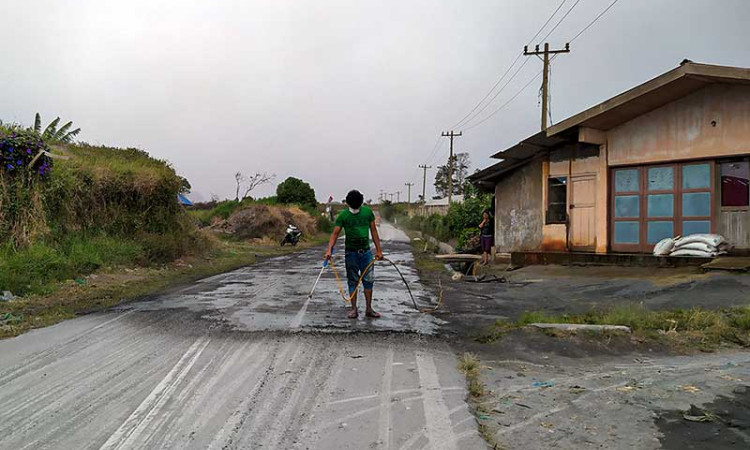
{"left": 424, "top": 195, "right": 464, "bottom": 207}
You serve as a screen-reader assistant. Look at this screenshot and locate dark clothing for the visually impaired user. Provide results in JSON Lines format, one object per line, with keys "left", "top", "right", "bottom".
{"left": 480, "top": 220, "right": 493, "bottom": 237}
{"left": 481, "top": 235, "right": 493, "bottom": 253}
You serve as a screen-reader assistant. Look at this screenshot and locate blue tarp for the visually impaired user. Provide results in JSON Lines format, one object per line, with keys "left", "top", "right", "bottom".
{"left": 178, "top": 194, "right": 193, "bottom": 206}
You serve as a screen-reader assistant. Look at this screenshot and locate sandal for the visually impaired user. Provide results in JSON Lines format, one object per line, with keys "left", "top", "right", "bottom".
{"left": 365, "top": 310, "right": 381, "bottom": 319}
{"left": 348, "top": 309, "right": 359, "bottom": 319}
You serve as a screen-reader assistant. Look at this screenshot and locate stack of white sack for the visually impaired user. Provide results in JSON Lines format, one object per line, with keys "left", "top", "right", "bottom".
{"left": 653, "top": 234, "right": 731, "bottom": 257}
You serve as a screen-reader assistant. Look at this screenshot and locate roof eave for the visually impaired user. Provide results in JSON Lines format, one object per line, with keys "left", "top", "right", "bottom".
{"left": 546, "top": 62, "right": 750, "bottom": 137}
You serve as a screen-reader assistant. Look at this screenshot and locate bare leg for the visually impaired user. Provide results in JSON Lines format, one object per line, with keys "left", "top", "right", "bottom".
{"left": 364, "top": 289, "right": 380, "bottom": 318}
{"left": 348, "top": 291, "right": 358, "bottom": 318}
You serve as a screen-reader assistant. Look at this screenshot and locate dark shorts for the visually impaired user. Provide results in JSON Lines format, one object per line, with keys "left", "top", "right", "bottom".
{"left": 345, "top": 249, "right": 374, "bottom": 293}
{"left": 480, "top": 235, "right": 493, "bottom": 253}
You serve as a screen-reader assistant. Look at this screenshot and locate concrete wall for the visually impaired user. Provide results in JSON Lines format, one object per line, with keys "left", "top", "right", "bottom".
{"left": 608, "top": 84, "right": 750, "bottom": 166}
{"left": 494, "top": 159, "right": 544, "bottom": 252}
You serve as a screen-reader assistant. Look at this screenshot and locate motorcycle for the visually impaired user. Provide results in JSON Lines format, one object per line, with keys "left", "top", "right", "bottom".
{"left": 281, "top": 224, "right": 302, "bottom": 246}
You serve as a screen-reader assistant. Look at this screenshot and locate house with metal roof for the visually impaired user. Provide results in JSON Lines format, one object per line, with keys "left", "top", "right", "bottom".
{"left": 470, "top": 61, "right": 750, "bottom": 255}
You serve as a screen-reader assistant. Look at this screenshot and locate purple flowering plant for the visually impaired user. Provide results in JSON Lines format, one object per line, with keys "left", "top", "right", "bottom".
{"left": 0, "top": 128, "right": 52, "bottom": 178}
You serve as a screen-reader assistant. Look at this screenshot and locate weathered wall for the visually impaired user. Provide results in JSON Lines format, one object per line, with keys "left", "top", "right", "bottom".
{"left": 720, "top": 210, "right": 750, "bottom": 250}
{"left": 608, "top": 84, "right": 750, "bottom": 166}
{"left": 494, "top": 159, "right": 544, "bottom": 252}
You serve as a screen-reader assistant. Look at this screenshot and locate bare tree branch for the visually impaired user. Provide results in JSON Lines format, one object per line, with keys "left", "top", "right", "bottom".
{"left": 234, "top": 172, "right": 245, "bottom": 201}
{"left": 242, "top": 172, "right": 276, "bottom": 199}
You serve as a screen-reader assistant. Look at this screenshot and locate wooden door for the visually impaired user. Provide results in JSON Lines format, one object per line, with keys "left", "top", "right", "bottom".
{"left": 570, "top": 175, "right": 597, "bottom": 251}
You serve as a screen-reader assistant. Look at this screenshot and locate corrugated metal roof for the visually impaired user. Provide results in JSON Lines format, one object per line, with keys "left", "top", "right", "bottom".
{"left": 469, "top": 131, "right": 569, "bottom": 187}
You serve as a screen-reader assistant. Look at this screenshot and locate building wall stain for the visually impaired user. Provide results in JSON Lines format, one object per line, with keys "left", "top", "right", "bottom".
{"left": 494, "top": 159, "right": 544, "bottom": 252}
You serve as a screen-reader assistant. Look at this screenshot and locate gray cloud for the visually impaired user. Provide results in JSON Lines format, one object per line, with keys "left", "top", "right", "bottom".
{"left": 1, "top": 0, "right": 748, "bottom": 202}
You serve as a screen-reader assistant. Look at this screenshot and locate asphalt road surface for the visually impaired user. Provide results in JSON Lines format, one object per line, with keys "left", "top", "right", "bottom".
{"left": 0, "top": 224, "right": 486, "bottom": 450}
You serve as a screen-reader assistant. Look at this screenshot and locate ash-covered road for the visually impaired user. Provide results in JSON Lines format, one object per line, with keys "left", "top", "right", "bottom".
{"left": 0, "top": 224, "right": 486, "bottom": 450}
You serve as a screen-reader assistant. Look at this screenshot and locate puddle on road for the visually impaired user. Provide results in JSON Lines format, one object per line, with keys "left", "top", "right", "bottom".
{"left": 119, "top": 238, "right": 443, "bottom": 335}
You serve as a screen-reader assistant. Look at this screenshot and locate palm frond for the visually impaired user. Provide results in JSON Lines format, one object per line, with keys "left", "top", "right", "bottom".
{"left": 61, "top": 128, "right": 81, "bottom": 143}
{"left": 54, "top": 121, "right": 73, "bottom": 141}
{"left": 42, "top": 117, "right": 61, "bottom": 140}
{"left": 34, "top": 113, "right": 42, "bottom": 134}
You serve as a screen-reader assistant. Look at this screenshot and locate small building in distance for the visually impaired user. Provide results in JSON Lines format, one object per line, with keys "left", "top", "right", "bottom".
{"left": 470, "top": 62, "right": 750, "bottom": 254}
{"left": 420, "top": 195, "right": 464, "bottom": 216}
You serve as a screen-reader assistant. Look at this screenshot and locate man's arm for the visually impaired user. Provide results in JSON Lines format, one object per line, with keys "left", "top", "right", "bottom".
{"left": 325, "top": 226, "right": 341, "bottom": 260}
{"left": 370, "top": 221, "right": 383, "bottom": 260}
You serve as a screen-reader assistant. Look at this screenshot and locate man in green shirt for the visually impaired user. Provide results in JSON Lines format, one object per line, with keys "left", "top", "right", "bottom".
{"left": 325, "top": 189, "right": 384, "bottom": 319}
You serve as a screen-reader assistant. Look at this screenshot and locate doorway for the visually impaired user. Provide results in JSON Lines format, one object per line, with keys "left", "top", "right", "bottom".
{"left": 569, "top": 174, "right": 597, "bottom": 251}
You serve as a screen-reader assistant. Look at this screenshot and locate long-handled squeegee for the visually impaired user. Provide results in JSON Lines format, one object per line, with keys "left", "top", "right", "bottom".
{"left": 308, "top": 249, "right": 332, "bottom": 299}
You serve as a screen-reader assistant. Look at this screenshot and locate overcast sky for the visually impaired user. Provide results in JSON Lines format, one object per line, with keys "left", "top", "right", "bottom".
{"left": 1, "top": 0, "right": 748, "bottom": 202}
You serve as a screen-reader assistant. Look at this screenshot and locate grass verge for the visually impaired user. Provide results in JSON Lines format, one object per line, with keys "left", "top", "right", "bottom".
{"left": 405, "top": 231, "right": 447, "bottom": 275}
{"left": 0, "top": 233, "right": 329, "bottom": 339}
{"left": 457, "top": 352, "right": 505, "bottom": 449}
{"left": 477, "top": 304, "right": 750, "bottom": 351}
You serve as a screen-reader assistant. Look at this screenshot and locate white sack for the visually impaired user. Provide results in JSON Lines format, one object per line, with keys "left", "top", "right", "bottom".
{"left": 674, "top": 234, "right": 727, "bottom": 248}
{"left": 653, "top": 238, "right": 676, "bottom": 256}
{"left": 673, "top": 242, "right": 715, "bottom": 253}
{"left": 670, "top": 248, "right": 717, "bottom": 258}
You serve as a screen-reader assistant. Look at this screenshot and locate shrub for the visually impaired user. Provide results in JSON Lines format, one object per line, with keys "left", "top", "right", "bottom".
{"left": 0, "top": 127, "right": 54, "bottom": 246}
{"left": 445, "top": 193, "right": 492, "bottom": 235}
{"left": 0, "top": 134, "right": 216, "bottom": 295}
{"left": 317, "top": 215, "right": 334, "bottom": 233}
{"left": 276, "top": 177, "right": 316, "bottom": 207}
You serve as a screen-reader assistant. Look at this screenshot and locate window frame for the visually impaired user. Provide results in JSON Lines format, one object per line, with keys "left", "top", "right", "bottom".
{"left": 545, "top": 176, "right": 568, "bottom": 225}
{"left": 719, "top": 158, "right": 750, "bottom": 211}
{"left": 610, "top": 161, "right": 715, "bottom": 253}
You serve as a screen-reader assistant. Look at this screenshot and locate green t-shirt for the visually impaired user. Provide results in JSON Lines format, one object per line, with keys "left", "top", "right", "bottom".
{"left": 334, "top": 206, "right": 375, "bottom": 250}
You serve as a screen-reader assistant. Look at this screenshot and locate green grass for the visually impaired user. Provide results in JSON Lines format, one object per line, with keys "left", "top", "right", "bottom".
{"left": 0, "top": 231, "right": 213, "bottom": 296}
{"left": 479, "top": 304, "right": 750, "bottom": 350}
{"left": 406, "top": 233, "right": 448, "bottom": 275}
{"left": 458, "top": 353, "right": 485, "bottom": 397}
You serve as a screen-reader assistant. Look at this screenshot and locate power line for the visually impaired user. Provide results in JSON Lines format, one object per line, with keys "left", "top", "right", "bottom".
{"left": 570, "top": 0, "right": 622, "bottom": 43}
{"left": 454, "top": 0, "right": 622, "bottom": 134}
{"left": 423, "top": 136, "right": 443, "bottom": 165}
{"left": 449, "top": 53, "right": 522, "bottom": 130}
{"left": 449, "top": 0, "right": 569, "bottom": 130}
{"left": 464, "top": 70, "right": 544, "bottom": 131}
{"left": 454, "top": 58, "right": 531, "bottom": 130}
{"left": 526, "top": 0, "right": 569, "bottom": 46}
{"left": 539, "top": 0, "right": 582, "bottom": 43}
{"left": 426, "top": 139, "right": 447, "bottom": 166}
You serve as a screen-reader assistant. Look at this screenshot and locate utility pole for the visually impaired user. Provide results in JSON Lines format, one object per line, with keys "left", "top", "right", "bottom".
{"left": 441, "top": 131, "right": 462, "bottom": 204}
{"left": 388, "top": 193, "right": 394, "bottom": 202}
{"left": 396, "top": 191, "right": 401, "bottom": 203}
{"left": 418, "top": 164, "right": 431, "bottom": 203}
{"left": 524, "top": 42, "right": 570, "bottom": 131}
{"left": 404, "top": 182, "right": 414, "bottom": 211}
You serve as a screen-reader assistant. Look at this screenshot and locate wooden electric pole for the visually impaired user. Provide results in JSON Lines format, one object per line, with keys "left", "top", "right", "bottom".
{"left": 524, "top": 42, "right": 570, "bottom": 131}
{"left": 441, "top": 131, "right": 462, "bottom": 204}
{"left": 404, "top": 182, "right": 414, "bottom": 211}
{"left": 418, "top": 164, "right": 431, "bottom": 203}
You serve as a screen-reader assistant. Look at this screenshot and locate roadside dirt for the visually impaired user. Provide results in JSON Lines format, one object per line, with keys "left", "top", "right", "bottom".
{"left": 406, "top": 241, "right": 750, "bottom": 449}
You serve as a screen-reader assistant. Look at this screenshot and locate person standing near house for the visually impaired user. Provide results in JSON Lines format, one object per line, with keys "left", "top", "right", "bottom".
{"left": 325, "top": 189, "right": 384, "bottom": 319}
{"left": 479, "top": 210, "right": 493, "bottom": 265}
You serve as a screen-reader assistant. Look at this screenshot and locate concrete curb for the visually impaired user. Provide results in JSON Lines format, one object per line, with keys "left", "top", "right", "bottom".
{"left": 528, "top": 323, "right": 632, "bottom": 333}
